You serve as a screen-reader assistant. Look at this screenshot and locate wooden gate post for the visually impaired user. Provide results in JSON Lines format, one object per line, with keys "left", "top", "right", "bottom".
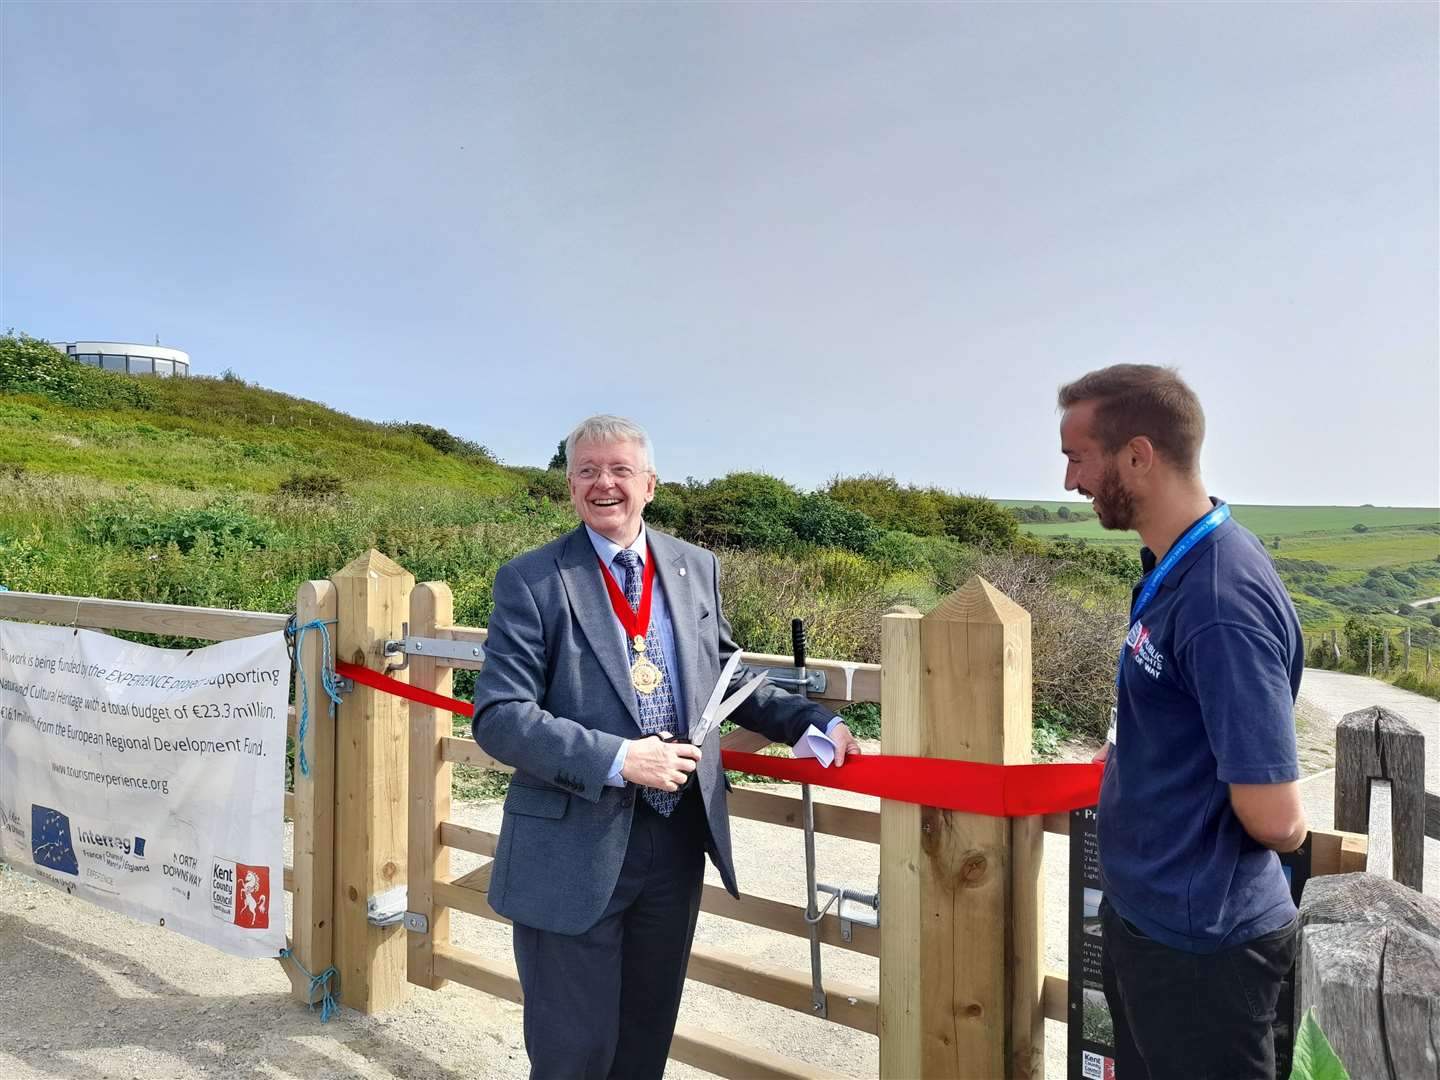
{"left": 1335, "top": 706, "right": 1425, "bottom": 890}
{"left": 332, "top": 550, "right": 414, "bottom": 1013}
{"left": 879, "top": 576, "right": 1042, "bottom": 1079}
{"left": 288, "top": 579, "right": 337, "bottom": 1006}
{"left": 407, "top": 581, "right": 454, "bottom": 991}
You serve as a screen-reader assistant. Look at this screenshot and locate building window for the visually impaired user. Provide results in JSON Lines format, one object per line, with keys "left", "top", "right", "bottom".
{"left": 153, "top": 359, "right": 174, "bottom": 376}
{"left": 77, "top": 354, "right": 100, "bottom": 366}
{"left": 130, "top": 357, "right": 155, "bottom": 375}
{"left": 101, "top": 355, "right": 127, "bottom": 372}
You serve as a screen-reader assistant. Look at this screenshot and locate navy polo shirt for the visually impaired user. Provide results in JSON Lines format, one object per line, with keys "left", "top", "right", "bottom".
{"left": 1098, "top": 503, "right": 1303, "bottom": 954}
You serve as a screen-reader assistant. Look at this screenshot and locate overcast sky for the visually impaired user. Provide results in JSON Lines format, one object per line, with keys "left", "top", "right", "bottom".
{"left": 3, "top": 2, "right": 1436, "bottom": 506}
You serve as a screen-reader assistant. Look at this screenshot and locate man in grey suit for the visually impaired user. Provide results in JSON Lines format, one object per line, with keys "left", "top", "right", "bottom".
{"left": 473, "top": 414, "right": 859, "bottom": 1079}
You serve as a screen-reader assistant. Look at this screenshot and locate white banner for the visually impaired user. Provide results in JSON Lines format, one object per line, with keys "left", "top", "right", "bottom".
{"left": 0, "top": 621, "right": 287, "bottom": 958}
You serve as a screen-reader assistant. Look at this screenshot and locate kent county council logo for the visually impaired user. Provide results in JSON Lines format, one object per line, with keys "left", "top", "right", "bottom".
{"left": 211, "top": 858, "right": 270, "bottom": 929}
{"left": 31, "top": 804, "right": 79, "bottom": 876}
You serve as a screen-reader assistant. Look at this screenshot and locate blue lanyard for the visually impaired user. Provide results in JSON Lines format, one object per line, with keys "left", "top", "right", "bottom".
{"left": 1115, "top": 502, "right": 1230, "bottom": 690}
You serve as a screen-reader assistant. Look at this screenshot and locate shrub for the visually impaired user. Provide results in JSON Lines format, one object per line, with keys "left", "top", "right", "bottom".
{"left": 827, "top": 474, "right": 946, "bottom": 536}
{"left": 645, "top": 483, "right": 687, "bottom": 532}
{"left": 511, "top": 466, "right": 570, "bottom": 504}
{"left": 83, "top": 496, "right": 276, "bottom": 553}
{"left": 936, "top": 493, "right": 1020, "bottom": 547}
{"left": 391, "top": 421, "right": 493, "bottom": 462}
{"left": 1342, "top": 615, "right": 1386, "bottom": 667}
{"left": 0, "top": 333, "right": 156, "bottom": 411}
{"left": 683, "top": 473, "right": 804, "bottom": 550}
{"left": 1352, "top": 523, "right": 1368, "bottom": 533}
{"left": 277, "top": 471, "right": 345, "bottom": 499}
{"left": 791, "top": 493, "right": 880, "bottom": 554}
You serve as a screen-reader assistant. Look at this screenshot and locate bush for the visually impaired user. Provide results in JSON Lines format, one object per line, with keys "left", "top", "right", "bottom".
{"left": 511, "top": 466, "right": 570, "bottom": 504}
{"left": 1342, "top": 615, "right": 1386, "bottom": 667}
{"left": 683, "top": 473, "right": 804, "bottom": 551}
{"left": 827, "top": 474, "right": 946, "bottom": 536}
{"left": 645, "top": 483, "right": 687, "bottom": 532}
{"left": 791, "top": 493, "right": 880, "bottom": 554}
{"left": 390, "top": 421, "right": 493, "bottom": 462}
{"left": 1352, "top": 523, "right": 1368, "bottom": 533}
{"left": 83, "top": 496, "right": 276, "bottom": 553}
{"left": 936, "top": 492, "right": 1020, "bottom": 547}
{"left": 277, "top": 471, "right": 345, "bottom": 499}
{"left": 0, "top": 333, "right": 156, "bottom": 411}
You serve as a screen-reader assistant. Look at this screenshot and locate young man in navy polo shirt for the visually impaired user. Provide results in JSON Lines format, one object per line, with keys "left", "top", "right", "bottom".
{"left": 1059, "top": 365, "right": 1308, "bottom": 1080}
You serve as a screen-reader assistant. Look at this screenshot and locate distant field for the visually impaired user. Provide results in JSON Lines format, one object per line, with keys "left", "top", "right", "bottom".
{"left": 1002, "top": 502, "right": 1440, "bottom": 549}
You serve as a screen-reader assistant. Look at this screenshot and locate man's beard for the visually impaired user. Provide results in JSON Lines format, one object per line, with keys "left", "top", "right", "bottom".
{"left": 1090, "top": 463, "right": 1137, "bottom": 532}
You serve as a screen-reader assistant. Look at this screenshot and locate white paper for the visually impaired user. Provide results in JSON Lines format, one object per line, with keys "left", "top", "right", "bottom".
{"left": 792, "top": 723, "right": 837, "bottom": 767}
{"left": 0, "top": 622, "right": 288, "bottom": 958}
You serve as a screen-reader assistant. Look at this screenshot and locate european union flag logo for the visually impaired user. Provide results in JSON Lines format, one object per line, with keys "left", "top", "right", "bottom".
{"left": 133, "top": 836, "right": 146, "bottom": 857}
{"left": 31, "top": 805, "right": 78, "bottom": 876}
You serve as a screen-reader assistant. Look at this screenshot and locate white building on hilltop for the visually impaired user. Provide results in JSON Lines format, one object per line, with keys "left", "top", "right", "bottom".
{"left": 50, "top": 341, "right": 191, "bottom": 377}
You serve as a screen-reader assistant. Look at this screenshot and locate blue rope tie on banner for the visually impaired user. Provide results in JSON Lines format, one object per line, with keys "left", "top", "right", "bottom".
{"left": 288, "top": 617, "right": 341, "bottom": 779}
{"left": 279, "top": 947, "right": 340, "bottom": 1022}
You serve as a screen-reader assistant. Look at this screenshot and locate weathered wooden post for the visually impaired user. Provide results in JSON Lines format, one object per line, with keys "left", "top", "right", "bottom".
{"left": 1296, "top": 873, "right": 1440, "bottom": 1080}
{"left": 1382, "top": 633, "right": 1390, "bottom": 671}
{"left": 407, "top": 581, "right": 454, "bottom": 991}
{"left": 1331, "top": 628, "right": 1340, "bottom": 666}
{"left": 1368, "top": 638, "right": 1373, "bottom": 675}
{"left": 288, "top": 579, "right": 337, "bottom": 1006}
{"left": 879, "top": 577, "right": 1042, "bottom": 1079}
{"left": 1403, "top": 629, "right": 1410, "bottom": 671}
{"left": 1335, "top": 706, "right": 1426, "bottom": 890}
{"left": 332, "top": 550, "right": 414, "bottom": 1012}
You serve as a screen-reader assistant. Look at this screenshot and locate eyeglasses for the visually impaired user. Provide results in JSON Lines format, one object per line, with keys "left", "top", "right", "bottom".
{"left": 571, "top": 465, "right": 649, "bottom": 482}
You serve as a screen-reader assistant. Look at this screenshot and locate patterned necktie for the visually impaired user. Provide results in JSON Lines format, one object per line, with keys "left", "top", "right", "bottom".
{"left": 613, "top": 548, "right": 682, "bottom": 817}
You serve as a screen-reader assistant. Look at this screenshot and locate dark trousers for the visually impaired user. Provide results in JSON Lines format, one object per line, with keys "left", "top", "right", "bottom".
{"left": 1100, "top": 899, "right": 1299, "bottom": 1080}
{"left": 512, "top": 786, "right": 707, "bottom": 1080}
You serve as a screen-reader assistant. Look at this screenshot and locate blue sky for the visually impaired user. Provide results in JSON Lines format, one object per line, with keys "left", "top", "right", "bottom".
{"left": 3, "top": 2, "right": 1436, "bottom": 506}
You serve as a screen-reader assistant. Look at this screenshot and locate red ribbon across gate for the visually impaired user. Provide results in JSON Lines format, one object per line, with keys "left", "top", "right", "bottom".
{"left": 333, "top": 660, "right": 1102, "bottom": 817}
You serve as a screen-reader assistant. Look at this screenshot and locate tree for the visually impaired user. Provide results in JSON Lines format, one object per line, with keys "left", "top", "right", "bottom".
{"left": 548, "top": 439, "right": 567, "bottom": 472}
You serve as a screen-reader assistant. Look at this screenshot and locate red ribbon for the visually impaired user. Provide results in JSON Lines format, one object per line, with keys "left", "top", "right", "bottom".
{"left": 596, "top": 552, "right": 655, "bottom": 646}
{"left": 333, "top": 661, "right": 1102, "bottom": 817}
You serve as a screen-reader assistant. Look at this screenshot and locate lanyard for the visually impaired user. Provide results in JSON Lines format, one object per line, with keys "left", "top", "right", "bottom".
{"left": 597, "top": 552, "right": 655, "bottom": 647}
{"left": 1115, "top": 502, "right": 1230, "bottom": 691}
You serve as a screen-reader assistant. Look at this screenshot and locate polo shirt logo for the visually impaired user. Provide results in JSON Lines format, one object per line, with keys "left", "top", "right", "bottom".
{"left": 1126, "top": 621, "right": 1165, "bottom": 679}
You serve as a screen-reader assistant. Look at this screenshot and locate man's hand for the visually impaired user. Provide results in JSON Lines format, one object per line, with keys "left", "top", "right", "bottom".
{"left": 1092, "top": 741, "right": 1112, "bottom": 765}
{"left": 621, "top": 734, "right": 701, "bottom": 792}
{"left": 830, "top": 722, "right": 862, "bottom": 766}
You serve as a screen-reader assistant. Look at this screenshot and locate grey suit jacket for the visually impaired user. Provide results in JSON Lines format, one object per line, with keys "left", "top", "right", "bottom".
{"left": 472, "top": 524, "right": 835, "bottom": 935}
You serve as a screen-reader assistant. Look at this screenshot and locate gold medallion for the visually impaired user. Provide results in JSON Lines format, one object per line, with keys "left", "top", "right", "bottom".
{"left": 633, "top": 634, "right": 648, "bottom": 653}
{"left": 631, "top": 656, "right": 662, "bottom": 694}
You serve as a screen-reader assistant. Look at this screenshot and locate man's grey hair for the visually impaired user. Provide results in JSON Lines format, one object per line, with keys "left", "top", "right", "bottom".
{"left": 564, "top": 415, "right": 656, "bottom": 475}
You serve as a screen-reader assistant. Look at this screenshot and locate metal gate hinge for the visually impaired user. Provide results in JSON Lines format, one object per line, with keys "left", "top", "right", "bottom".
{"left": 403, "top": 911, "right": 429, "bottom": 934}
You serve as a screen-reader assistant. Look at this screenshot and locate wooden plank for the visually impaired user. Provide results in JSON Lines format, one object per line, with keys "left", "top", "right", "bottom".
{"left": 1426, "top": 790, "right": 1440, "bottom": 842}
{"left": 726, "top": 787, "right": 880, "bottom": 844}
{"left": 289, "top": 579, "right": 336, "bottom": 1011}
{"left": 686, "top": 943, "right": 877, "bottom": 1034}
{"left": 1335, "top": 706, "right": 1426, "bottom": 890}
{"left": 700, "top": 884, "right": 879, "bottom": 957}
{"left": 1308, "top": 828, "right": 1369, "bottom": 878}
{"left": 670, "top": 1024, "right": 849, "bottom": 1080}
{"left": 407, "top": 582, "right": 454, "bottom": 993}
{"left": 879, "top": 609, "right": 923, "bottom": 1080}
{"left": 438, "top": 821, "right": 499, "bottom": 857}
{"left": 1010, "top": 812, "right": 1045, "bottom": 1079}
{"left": 1367, "top": 780, "right": 1395, "bottom": 881}
{"left": 431, "top": 943, "right": 844, "bottom": 1080}
{"left": 441, "top": 736, "right": 513, "bottom": 773}
{"left": 1042, "top": 812, "right": 1068, "bottom": 836}
{"left": 435, "top": 877, "right": 504, "bottom": 921}
{"left": 286, "top": 706, "right": 297, "bottom": 740}
{"left": 0, "top": 590, "right": 286, "bottom": 640}
{"left": 283, "top": 865, "right": 294, "bottom": 893}
{"left": 332, "top": 550, "right": 413, "bottom": 1015}
{"left": 1042, "top": 971, "right": 1067, "bottom": 1023}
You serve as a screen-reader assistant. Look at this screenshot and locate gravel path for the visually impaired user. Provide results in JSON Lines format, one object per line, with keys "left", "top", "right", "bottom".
{"left": 3, "top": 669, "right": 1432, "bottom": 1079}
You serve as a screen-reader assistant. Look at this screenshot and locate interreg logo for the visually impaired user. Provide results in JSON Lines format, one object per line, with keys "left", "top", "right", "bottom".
{"left": 75, "top": 828, "right": 147, "bottom": 858}
{"left": 1125, "top": 621, "right": 1166, "bottom": 679}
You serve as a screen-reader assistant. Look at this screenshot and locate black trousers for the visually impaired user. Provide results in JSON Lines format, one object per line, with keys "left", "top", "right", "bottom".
{"left": 1100, "top": 899, "right": 1299, "bottom": 1080}
{"left": 512, "top": 786, "right": 708, "bottom": 1080}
